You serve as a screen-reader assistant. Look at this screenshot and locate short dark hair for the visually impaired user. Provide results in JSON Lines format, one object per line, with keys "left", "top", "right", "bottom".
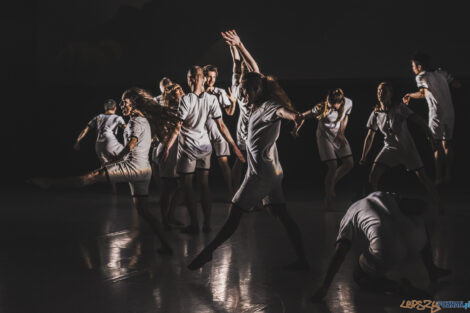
{"left": 411, "top": 52, "right": 430, "bottom": 71}
{"left": 203, "top": 64, "right": 218, "bottom": 77}
{"left": 399, "top": 197, "right": 428, "bottom": 216}
{"left": 188, "top": 65, "right": 203, "bottom": 76}
{"left": 103, "top": 99, "right": 116, "bottom": 111}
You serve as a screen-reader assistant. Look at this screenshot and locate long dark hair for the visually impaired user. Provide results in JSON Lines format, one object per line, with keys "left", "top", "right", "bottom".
{"left": 121, "top": 87, "right": 180, "bottom": 144}
{"left": 242, "top": 72, "right": 294, "bottom": 110}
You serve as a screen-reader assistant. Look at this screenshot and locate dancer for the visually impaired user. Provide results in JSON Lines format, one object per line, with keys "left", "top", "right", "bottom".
{"left": 155, "top": 83, "right": 185, "bottom": 230}
{"left": 30, "top": 88, "right": 173, "bottom": 254}
{"left": 296, "top": 89, "right": 354, "bottom": 210}
{"left": 311, "top": 191, "right": 451, "bottom": 302}
{"left": 159, "top": 66, "right": 245, "bottom": 234}
{"left": 403, "top": 53, "right": 460, "bottom": 185}
{"left": 74, "top": 99, "right": 126, "bottom": 193}
{"left": 154, "top": 77, "right": 173, "bottom": 105}
{"left": 360, "top": 82, "right": 443, "bottom": 214}
{"left": 224, "top": 31, "right": 260, "bottom": 191}
{"left": 203, "top": 64, "right": 236, "bottom": 200}
{"left": 188, "top": 31, "right": 308, "bottom": 271}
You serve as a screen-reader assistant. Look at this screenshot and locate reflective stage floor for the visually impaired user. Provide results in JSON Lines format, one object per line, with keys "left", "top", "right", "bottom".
{"left": 1, "top": 185, "right": 469, "bottom": 313}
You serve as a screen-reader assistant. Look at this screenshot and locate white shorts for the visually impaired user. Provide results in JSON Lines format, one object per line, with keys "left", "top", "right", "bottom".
{"left": 176, "top": 151, "right": 211, "bottom": 174}
{"left": 105, "top": 161, "right": 152, "bottom": 196}
{"left": 156, "top": 143, "right": 178, "bottom": 178}
{"left": 374, "top": 146, "right": 423, "bottom": 171}
{"left": 213, "top": 140, "right": 230, "bottom": 157}
{"left": 232, "top": 173, "right": 285, "bottom": 212}
{"left": 429, "top": 116, "right": 454, "bottom": 141}
{"left": 317, "top": 135, "right": 352, "bottom": 162}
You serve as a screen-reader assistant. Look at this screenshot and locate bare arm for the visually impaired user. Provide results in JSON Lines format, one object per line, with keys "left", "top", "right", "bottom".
{"left": 225, "top": 87, "right": 237, "bottom": 116}
{"left": 222, "top": 30, "right": 260, "bottom": 73}
{"left": 74, "top": 126, "right": 90, "bottom": 151}
{"left": 311, "top": 240, "right": 351, "bottom": 302}
{"left": 359, "top": 129, "right": 376, "bottom": 164}
{"left": 230, "top": 46, "right": 242, "bottom": 74}
{"left": 159, "top": 121, "right": 182, "bottom": 162}
{"left": 214, "top": 118, "right": 245, "bottom": 163}
{"left": 403, "top": 88, "right": 425, "bottom": 104}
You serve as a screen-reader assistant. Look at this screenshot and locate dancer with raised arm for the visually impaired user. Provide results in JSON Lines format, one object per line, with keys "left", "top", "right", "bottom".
{"left": 403, "top": 53, "right": 461, "bottom": 185}
{"left": 311, "top": 191, "right": 451, "bottom": 302}
{"left": 295, "top": 89, "right": 354, "bottom": 210}
{"left": 203, "top": 64, "right": 236, "bottom": 201}
{"left": 224, "top": 31, "right": 260, "bottom": 191}
{"left": 74, "top": 99, "right": 126, "bottom": 193}
{"left": 360, "top": 82, "right": 443, "bottom": 214}
{"left": 159, "top": 66, "right": 245, "bottom": 234}
{"left": 188, "top": 30, "right": 309, "bottom": 271}
{"left": 30, "top": 88, "right": 173, "bottom": 254}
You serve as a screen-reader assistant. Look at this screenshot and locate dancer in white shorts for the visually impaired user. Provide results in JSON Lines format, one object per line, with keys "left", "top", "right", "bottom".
{"left": 30, "top": 88, "right": 173, "bottom": 254}
{"left": 159, "top": 65, "right": 245, "bottom": 234}
{"left": 188, "top": 29, "right": 309, "bottom": 272}
{"left": 223, "top": 35, "right": 259, "bottom": 191}
{"left": 360, "top": 82, "right": 443, "bottom": 214}
{"left": 403, "top": 53, "right": 461, "bottom": 185}
{"left": 203, "top": 64, "right": 237, "bottom": 200}
{"left": 296, "top": 89, "right": 354, "bottom": 210}
{"left": 74, "top": 99, "right": 126, "bottom": 193}
{"left": 311, "top": 191, "right": 451, "bottom": 302}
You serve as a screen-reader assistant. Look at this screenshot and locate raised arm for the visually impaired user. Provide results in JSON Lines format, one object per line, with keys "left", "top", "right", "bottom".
{"left": 74, "top": 125, "right": 90, "bottom": 151}
{"left": 403, "top": 88, "right": 425, "bottom": 105}
{"left": 359, "top": 129, "right": 376, "bottom": 165}
{"left": 225, "top": 87, "right": 237, "bottom": 116}
{"left": 230, "top": 45, "right": 242, "bottom": 74}
{"left": 214, "top": 118, "right": 245, "bottom": 163}
{"left": 222, "top": 30, "right": 260, "bottom": 73}
{"left": 311, "top": 240, "right": 351, "bottom": 302}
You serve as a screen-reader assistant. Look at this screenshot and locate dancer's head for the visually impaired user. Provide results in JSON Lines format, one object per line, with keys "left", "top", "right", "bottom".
{"left": 398, "top": 197, "right": 428, "bottom": 216}
{"left": 316, "top": 88, "right": 345, "bottom": 121}
{"left": 376, "top": 82, "right": 393, "bottom": 110}
{"left": 103, "top": 99, "right": 117, "bottom": 112}
{"left": 203, "top": 65, "right": 218, "bottom": 88}
{"left": 241, "top": 72, "right": 294, "bottom": 110}
{"left": 187, "top": 66, "right": 205, "bottom": 92}
{"left": 162, "top": 83, "right": 185, "bottom": 109}
{"left": 411, "top": 52, "right": 430, "bottom": 75}
{"left": 159, "top": 77, "right": 173, "bottom": 94}
{"left": 120, "top": 87, "right": 154, "bottom": 117}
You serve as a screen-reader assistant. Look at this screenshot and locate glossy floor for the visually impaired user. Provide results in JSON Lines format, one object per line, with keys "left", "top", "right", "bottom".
{"left": 1, "top": 185, "right": 469, "bottom": 313}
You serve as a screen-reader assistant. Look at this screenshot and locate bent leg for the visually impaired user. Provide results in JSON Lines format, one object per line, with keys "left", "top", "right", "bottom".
{"left": 218, "top": 156, "right": 234, "bottom": 201}
{"left": 415, "top": 168, "right": 444, "bottom": 215}
{"left": 324, "top": 160, "right": 338, "bottom": 210}
{"left": 180, "top": 174, "right": 199, "bottom": 233}
{"left": 29, "top": 169, "right": 107, "bottom": 189}
{"left": 335, "top": 155, "right": 354, "bottom": 185}
{"left": 197, "top": 169, "right": 212, "bottom": 232}
{"left": 369, "top": 163, "right": 386, "bottom": 192}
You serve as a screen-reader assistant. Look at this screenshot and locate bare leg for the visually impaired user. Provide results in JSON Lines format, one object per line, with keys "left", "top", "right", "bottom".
{"left": 167, "top": 182, "right": 184, "bottom": 226}
{"left": 218, "top": 156, "right": 234, "bottom": 201}
{"left": 188, "top": 204, "right": 244, "bottom": 270}
{"left": 133, "top": 196, "right": 172, "bottom": 254}
{"left": 267, "top": 203, "right": 309, "bottom": 270}
{"left": 180, "top": 174, "right": 199, "bottom": 233}
{"left": 334, "top": 156, "right": 354, "bottom": 185}
{"left": 197, "top": 169, "right": 212, "bottom": 233}
{"left": 442, "top": 140, "right": 454, "bottom": 184}
{"left": 369, "top": 163, "right": 386, "bottom": 191}
{"left": 160, "top": 178, "right": 178, "bottom": 230}
{"left": 434, "top": 144, "right": 445, "bottom": 186}
{"left": 415, "top": 168, "right": 444, "bottom": 215}
{"left": 324, "top": 160, "right": 337, "bottom": 210}
{"left": 28, "top": 169, "right": 108, "bottom": 189}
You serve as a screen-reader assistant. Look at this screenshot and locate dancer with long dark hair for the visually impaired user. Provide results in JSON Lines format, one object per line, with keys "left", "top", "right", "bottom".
{"left": 187, "top": 30, "right": 308, "bottom": 271}
{"left": 360, "top": 82, "right": 443, "bottom": 214}
{"left": 30, "top": 88, "right": 174, "bottom": 254}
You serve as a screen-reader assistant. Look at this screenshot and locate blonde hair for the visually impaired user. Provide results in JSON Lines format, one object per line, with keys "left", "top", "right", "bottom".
{"left": 315, "top": 88, "right": 345, "bottom": 122}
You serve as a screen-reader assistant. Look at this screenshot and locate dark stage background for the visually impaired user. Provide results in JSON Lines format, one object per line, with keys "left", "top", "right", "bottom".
{"left": 5, "top": 0, "right": 469, "bottom": 193}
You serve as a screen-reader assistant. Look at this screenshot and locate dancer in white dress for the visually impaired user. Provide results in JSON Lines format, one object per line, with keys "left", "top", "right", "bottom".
{"left": 403, "top": 53, "right": 461, "bottom": 185}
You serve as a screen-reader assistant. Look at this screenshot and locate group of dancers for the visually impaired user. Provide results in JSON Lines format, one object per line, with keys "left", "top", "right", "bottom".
{"left": 30, "top": 30, "right": 458, "bottom": 300}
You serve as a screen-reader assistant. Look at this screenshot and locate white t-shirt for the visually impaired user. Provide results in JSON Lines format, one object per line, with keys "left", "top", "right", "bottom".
{"left": 88, "top": 113, "right": 125, "bottom": 143}
{"left": 153, "top": 95, "right": 164, "bottom": 106}
{"left": 232, "top": 73, "right": 250, "bottom": 148}
{"left": 123, "top": 116, "right": 152, "bottom": 168}
{"left": 366, "top": 103, "right": 416, "bottom": 151}
{"left": 337, "top": 191, "right": 426, "bottom": 266}
{"left": 415, "top": 69, "right": 454, "bottom": 122}
{"left": 177, "top": 92, "right": 222, "bottom": 159}
{"left": 205, "top": 87, "right": 231, "bottom": 142}
{"left": 245, "top": 100, "right": 283, "bottom": 178}
{"left": 313, "top": 97, "right": 352, "bottom": 140}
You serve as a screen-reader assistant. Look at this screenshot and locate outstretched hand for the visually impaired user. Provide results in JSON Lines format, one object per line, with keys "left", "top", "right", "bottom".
{"left": 291, "top": 113, "right": 305, "bottom": 138}
{"left": 221, "top": 29, "right": 241, "bottom": 47}
{"left": 402, "top": 94, "right": 411, "bottom": 105}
